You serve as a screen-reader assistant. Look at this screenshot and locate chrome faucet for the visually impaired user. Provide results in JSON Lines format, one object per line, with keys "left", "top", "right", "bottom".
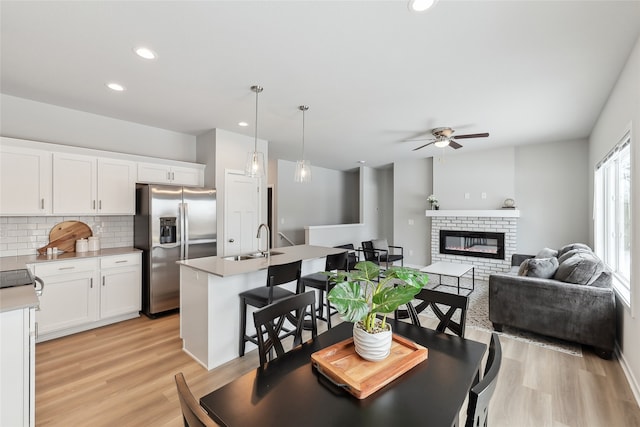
{"left": 256, "top": 223, "right": 271, "bottom": 258}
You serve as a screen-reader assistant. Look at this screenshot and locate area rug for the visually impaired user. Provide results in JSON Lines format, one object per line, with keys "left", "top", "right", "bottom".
{"left": 418, "top": 278, "right": 583, "bottom": 357}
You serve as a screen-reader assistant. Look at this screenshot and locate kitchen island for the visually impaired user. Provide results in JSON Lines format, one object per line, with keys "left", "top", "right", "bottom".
{"left": 178, "top": 244, "right": 345, "bottom": 370}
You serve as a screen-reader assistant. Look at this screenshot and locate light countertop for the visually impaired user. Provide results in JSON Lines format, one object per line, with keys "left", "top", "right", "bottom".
{"left": 178, "top": 244, "right": 345, "bottom": 277}
{"left": 0, "top": 285, "right": 40, "bottom": 313}
{"left": 0, "top": 247, "right": 141, "bottom": 313}
{"left": 0, "top": 247, "right": 142, "bottom": 272}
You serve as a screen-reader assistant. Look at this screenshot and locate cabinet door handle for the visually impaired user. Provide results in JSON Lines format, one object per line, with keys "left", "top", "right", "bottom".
{"left": 58, "top": 266, "right": 75, "bottom": 270}
{"left": 92, "top": 200, "right": 96, "bottom": 209}
{"left": 90, "top": 278, "right": 93, "bottom": 288}
{"left": 167, "top": 171, "right": 171, "bottom": 180}
{"left": 172, "top": 172, "right": 175, "bottom": 180}
{"left": 115, "top": 260, "right": 128, "bottom": 264}
{"left": 99, "top": 200, "right": 102, "bottom": 210}
{"left": 41, "top": 198, "right": 45, "bottom": 209}
{"left": 102, "top": 276, "right": 105, "bottom": 287}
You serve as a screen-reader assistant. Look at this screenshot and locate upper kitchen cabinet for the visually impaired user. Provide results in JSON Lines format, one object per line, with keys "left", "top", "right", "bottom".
{"left": 137, "top": 162, "right": 204, "bottom": 187}
{"left": 53, "top": 153, "right": 135, "bottom": 215}
{"left": 0, "top": 143, "right": 52, "bottom": 215}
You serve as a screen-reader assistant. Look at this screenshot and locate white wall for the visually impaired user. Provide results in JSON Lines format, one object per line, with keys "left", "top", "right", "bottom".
{"left": 196, "top": 129, "right": 268, "bottom": 256}
{"left": 589, "top": 35, "right": 640, "bottom": 402}
{"left": 276, "top": 159, "right": 359, "bottom": 245}
{"left": 1, "top": 94, "right": 196, "bottom": 161}
{"left": 515, "top": 139, "right": 589, "bottom": 254}
{"left": 434, "top": 147, "right": 516, "bottom": 210}
{"left": 393, "top": 158, "right": 433, "bottom": 267}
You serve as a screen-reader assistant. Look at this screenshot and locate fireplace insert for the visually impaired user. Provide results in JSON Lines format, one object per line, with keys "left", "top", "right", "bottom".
{"left": 439, "top": 230, "right": 505, "bottom": 260}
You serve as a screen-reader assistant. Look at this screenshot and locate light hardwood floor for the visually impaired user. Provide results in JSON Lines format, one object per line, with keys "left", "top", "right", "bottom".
{"left": 35, "top": 313, "right": 640, "bottom": 426}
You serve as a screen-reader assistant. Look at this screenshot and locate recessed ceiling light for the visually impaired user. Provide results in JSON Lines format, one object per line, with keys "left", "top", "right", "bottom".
{"left": 238, "top": 121, "right": 249, "bottom": 127}
{"left": 134, "top": 47, "right": 157, "bottom": 60}
{"left": 408, "top": 0, "right": 437, "bottom": 12}
{"left": 106, "top": 82, "right": 125, "bottom": 92}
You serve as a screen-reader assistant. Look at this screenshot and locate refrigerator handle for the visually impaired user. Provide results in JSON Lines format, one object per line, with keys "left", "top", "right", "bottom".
{"left": 179, "top": 203, "right": 185, "bottom": 260}
{"left": 184, "top": 203, "right": 190, "bottom": 259}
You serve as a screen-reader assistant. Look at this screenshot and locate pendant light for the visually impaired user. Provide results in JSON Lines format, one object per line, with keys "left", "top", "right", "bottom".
{"left": 244, "top": 85, "right": 265, "bottom": 178}
{"left": 294, "top": 105, "right": 312, "bottom": 183}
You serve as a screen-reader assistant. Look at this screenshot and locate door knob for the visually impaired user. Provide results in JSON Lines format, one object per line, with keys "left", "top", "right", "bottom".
{"left": 228, "top": 238, "right": 235, "bottom": 243}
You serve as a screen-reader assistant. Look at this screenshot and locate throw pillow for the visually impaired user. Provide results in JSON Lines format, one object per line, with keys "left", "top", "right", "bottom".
{"left": 536, "top": 247, "right": 559, "bottom": 259}
{"left": 517, "top": 257, "right": 559, "bottom": 279}
{"left": 371, "top": 238, "right": 389, "bottom": 254}
{"left": 558, "top": 247, "right": 592, "bottom": 265}
{"left": 554, "top": 251, "right": 605, "bottom": 286}
{"left": 557, "top": 243, "right": 592, "bottom": 258}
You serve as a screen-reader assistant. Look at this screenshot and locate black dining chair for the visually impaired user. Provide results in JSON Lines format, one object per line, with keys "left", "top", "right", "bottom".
{"left": 361, "top": 239, "right": 404, "bottom": 269}
{"left": 397, "top": 287, "right": 469, "bottom": 337}
{"left": 299, "top": 250, "right": 348, "bottom": 329}
{"left": 253, "top": 291, "right": 317, "bottom": 366}
{"left": 464, "top": 333, "right": 502, "bottom": 427}
{"left": 174, "top": 372, "right": 220, "bottom": 427}
{"left": 334, "top": 243, "right": 359, "bottom": 271}
{"left": 238, "top": 259, "right": 302, "bottom": 357}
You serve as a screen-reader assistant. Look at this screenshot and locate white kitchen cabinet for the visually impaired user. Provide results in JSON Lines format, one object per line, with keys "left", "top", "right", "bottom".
{"left": 32, "top": 253, "right": 141, "bottom": 342}
{"left": 34, "top": 259, "right": 99, "bottom": 336}
{"left": 0, "top": 143, "right": 52, "bottom": 215}
{"left": 137, "top": 162, "right": 204, "bottom": 186}
{"left": 53, "top": 153, "right": 135, "bottom": 215}
{"left": 0, "top": 307, "right": 36, "bottom": 427}
{"left": 97, "top": 158, "right": 135, "bottom": 214}
{"left": 100, "top": 253, "right": 141, "bottom": 318}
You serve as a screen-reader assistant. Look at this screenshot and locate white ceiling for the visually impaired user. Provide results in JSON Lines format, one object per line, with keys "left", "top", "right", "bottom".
{"left": 2, "top": 1, "right": 639, "bottom": 171}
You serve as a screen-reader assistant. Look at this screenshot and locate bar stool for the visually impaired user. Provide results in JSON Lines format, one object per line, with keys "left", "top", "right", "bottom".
{"left": 299, "top": 251, "right": 348, "bottom": 329}
{"left": 238, "top": 259, "right": 302, "bottom": 357}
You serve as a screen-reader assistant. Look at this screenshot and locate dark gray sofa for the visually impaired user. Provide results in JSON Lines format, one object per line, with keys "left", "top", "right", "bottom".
{"left": 489, "top": 244, "right": 616, "bottom": 359}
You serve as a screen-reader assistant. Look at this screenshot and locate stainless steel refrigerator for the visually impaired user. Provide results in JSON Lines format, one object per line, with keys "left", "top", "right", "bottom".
{"left": 135, "top": 184, "right": 217, "bottom": 317}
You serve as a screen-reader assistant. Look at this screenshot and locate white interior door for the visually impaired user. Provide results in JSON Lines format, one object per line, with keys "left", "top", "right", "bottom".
{"left": 224, "top": 171, "right": 260, "bottom": 256}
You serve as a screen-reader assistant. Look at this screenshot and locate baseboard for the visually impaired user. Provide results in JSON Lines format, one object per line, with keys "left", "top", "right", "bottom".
{"left": 616, "top": 343, "right": 640, "bottom": 407}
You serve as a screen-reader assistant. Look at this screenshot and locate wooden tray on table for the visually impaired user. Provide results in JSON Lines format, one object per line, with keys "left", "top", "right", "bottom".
{"left": 311, "top": 334, "right": 428, "bottom": 399}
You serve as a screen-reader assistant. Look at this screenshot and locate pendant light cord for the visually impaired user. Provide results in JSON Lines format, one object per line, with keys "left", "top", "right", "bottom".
{"left": 251, "top": 85, "right": 263, "bottom": 152}
{"left": 299, "top": 105, "right": 309, "bottom": 159}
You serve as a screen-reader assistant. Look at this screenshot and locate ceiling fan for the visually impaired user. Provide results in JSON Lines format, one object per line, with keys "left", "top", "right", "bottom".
{"left": 410, "top": 127, "right": 489, "bottom": 151}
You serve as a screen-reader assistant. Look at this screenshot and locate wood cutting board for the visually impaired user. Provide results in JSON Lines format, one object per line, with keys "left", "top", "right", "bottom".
{"left": 38, "top": 221, "right": 93, "bottom": 254}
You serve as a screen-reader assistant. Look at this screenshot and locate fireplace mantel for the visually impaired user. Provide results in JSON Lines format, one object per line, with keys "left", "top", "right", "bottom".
{"left": 425, "top": 209, "right": 520, "bottom": 218}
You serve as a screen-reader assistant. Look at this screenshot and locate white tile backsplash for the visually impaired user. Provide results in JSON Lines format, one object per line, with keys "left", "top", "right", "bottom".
{"left": 0, "top": 216, "right": 134, "bottom": 257}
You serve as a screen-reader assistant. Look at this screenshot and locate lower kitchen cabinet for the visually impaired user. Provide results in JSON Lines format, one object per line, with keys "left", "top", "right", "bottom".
{"left": 100, "top": 253, "right": 141, "bottom": 318}
{"left": 0, "top": 307, "right": 36, "bottom": 427}
{"left": 34, "top": 259, "right": 98, "bottom": 336}
{"left": 33, "top": 253, "right": 141, "bottom": 342}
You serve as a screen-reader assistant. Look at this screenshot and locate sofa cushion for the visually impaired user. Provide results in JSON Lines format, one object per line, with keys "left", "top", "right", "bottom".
{"left": 557, "top": 243, "right": 592, "bottom": 258}
{"left": 536, "top": 247, "right": 558, "bottom": 259}
{"left": 554, "top": 251, "right": 605, "bottom": 285}
{"left": 590, "top": 270, "right": 613, "bottom": 288}
{"left": 558, "top": 247, "right": 593, "bottom": 265}
{"left": 518, "top": 257, "right": 559, "bottom": 279}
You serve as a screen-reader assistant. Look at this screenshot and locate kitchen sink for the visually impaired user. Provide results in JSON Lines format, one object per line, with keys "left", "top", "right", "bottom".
{"left": 222, "top": 251, "right": 284, "bottom": 261}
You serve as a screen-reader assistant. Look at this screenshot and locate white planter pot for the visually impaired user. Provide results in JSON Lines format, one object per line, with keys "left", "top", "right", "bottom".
{"left": 353, "top": 321, "right": 393, "bottom": 362}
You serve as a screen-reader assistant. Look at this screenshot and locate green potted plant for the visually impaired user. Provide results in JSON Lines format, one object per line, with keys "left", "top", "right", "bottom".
{"left": 327, "top": 261, "right": 428, "bottom": 361}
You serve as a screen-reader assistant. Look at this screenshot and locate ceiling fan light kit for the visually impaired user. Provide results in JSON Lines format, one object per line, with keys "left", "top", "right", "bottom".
{"left": 411, "top": 126, "right": 490, "bottom": 152}
{"left": 408, "top": 0, "right": 438, "bottom": 13}
{"left": 244, "top": 85, "right": 266, "bottom": 178}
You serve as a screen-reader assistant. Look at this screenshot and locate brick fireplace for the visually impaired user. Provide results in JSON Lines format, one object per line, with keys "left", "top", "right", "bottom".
{"left": 426, "top": 210, "right": 519, "bottom": 281}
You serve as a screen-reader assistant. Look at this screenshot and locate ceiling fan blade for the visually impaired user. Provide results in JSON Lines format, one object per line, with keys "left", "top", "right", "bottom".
{"left": 403, "top": 137, "right": 434, "bottom": 142}
{"left": 453, "top": 132, "right": 490, "bottom": 139}
{"left": 412, "top": 141, "right": 435, "bottom": 151}
{"left": 449, "top": 140, "right": 463, "bottom": 149}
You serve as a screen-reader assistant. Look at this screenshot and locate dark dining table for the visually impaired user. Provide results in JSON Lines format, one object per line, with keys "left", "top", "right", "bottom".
{"left": 200, "top": 319, "right": 487, "bottom": 427}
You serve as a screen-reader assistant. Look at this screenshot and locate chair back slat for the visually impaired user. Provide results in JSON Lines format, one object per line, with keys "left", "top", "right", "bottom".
{"left": 174, "top": 372, "right": 220, "bottom": 427}
{"left": 402, "top": 288, "right": 469, "bottom": 337}
{"left": 253, "top": 291, "right": 317, "bottom": 366}
{"left": 465, "top": 333, "right": 502, "bottom": 427}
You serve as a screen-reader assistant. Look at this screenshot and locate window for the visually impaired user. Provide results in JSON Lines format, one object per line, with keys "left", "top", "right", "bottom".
{"left": 594, "top": 132, "right": 632, "bottom": 306}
